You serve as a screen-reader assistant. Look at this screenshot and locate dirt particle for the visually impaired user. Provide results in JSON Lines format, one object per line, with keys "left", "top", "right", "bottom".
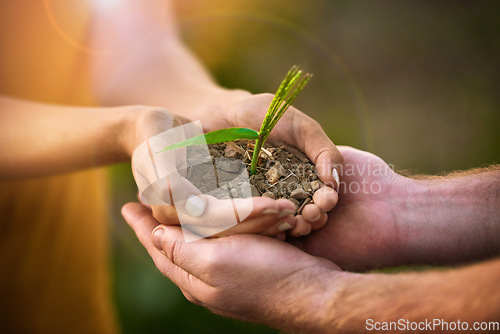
{"left": 310, "top": 180, "right": 320, "bottom": 192}
{"left": 197, "top": 140, "right": 322, "bottom": 215}
{"left": 224, "top": 145, "right": 239, "bottom": 159}
{"left": 265, "top": 161, "right": 287, "bottom": 184}
{"left": 262, "top": 191, "right": 275, "bottom": 199}
{"left": 302, "top": 180, "right": 312, "bottom": 192}
{"left": 290, "top": 187, "right": 309, "bottom": 200}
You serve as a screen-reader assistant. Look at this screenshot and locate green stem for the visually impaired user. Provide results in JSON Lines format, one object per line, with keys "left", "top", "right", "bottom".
{"left": 250, "top": 136, "right": 264, "bottom": 174}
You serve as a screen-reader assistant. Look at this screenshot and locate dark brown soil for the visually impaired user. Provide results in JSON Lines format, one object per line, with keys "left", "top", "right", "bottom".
{"left": 186, "top": 139, "right": 321, "bottom": 215}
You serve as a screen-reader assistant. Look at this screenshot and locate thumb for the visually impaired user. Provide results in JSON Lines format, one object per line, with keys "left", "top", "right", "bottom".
{"left": 121, "top": 202, "right": 159, "bottom": 253}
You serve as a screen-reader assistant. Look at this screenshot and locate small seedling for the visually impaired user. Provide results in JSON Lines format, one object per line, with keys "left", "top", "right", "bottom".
{"left": 159, "top": 66, "right": 312, "bottom": 174}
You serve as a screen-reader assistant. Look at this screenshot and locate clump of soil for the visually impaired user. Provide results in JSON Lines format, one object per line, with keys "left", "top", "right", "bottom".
{"left": 186, "top": 139, "right": 322, "bottom": 215}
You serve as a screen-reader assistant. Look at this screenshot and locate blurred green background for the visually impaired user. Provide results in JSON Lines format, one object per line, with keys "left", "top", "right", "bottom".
{"left": 109, "top": 1, "right": 499, "bottom": 333}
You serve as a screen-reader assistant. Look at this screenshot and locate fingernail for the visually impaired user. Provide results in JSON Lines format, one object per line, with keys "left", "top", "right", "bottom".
{"left": 185, "top": 194, "right": 205, "bottom": 217}
{"left": 278, "top": 209, "right": 295, "bottom": 219}
{"left": 278, "top": 222, "right": 294, "bottom": 232}
{"left": 262, "top": 209, "right": 279, "bottom": 215}
{"left": 152, "top": 227, "right": 166, "bottom": 254}
{"left": 332, "top": 168, "right": 340, "bottom": 193}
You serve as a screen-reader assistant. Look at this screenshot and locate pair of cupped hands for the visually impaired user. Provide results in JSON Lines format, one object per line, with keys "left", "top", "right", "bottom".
{"left": 130, "top": 91, "right": 342, "bottom": 240}
{"left": 123, "top": 90, "right": 403, "bottom": 324}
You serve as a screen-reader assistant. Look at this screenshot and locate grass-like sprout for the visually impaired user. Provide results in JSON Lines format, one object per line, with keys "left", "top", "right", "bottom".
{"left": 250, "top": 66, "right": 311, "bottom": 174}
{"left": 159, "top": 65, "right": 312, "bottom": 175}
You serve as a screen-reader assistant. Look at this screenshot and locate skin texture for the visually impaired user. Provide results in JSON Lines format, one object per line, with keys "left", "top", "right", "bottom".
{"left": 293, "top": 147, "right": 500, "bottom": 271}
{"left": 123, "top": 159, "right": 500, "bottom": 333}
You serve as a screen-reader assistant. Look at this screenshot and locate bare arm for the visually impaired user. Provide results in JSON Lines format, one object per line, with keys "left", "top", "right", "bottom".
{"left": 399, "top": 167, "right": 500, "bottom": 264}
{"left": 0, "top": 96, "right": 141, "bottom": 178}
{"left": 329, "top": 259, "right": 500, "bottom": 333}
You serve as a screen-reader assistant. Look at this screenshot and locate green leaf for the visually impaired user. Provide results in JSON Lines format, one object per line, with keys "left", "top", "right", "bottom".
{"left": 250, "top": 65, "right": 312, "bottom": 174}
{"left": 158, "top": 127, "right": 259, "bottom": 152}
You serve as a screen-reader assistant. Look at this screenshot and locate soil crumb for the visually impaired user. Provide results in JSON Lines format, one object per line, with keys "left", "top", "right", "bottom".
{"left": 186, "top": 139, "right": 321, "bottom": 215}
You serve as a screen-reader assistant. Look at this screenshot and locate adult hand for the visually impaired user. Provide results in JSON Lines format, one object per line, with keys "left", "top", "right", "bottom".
{"left": 191, "top": 91, "right": 344, "bottom": 237}
{"left": 127, "top": 107, "right": 298, "bottom": 239}
{"left": 291, "top": 146, "right": 406, "bottom": 271}
{"left": 122, "top": 202, "right": 342, "bottom": 333}
{"left": 292, "top": 146, "right": 500, "bottom": 271}
{"left": 122, "top": 201, "right": 500, "bottom": 333}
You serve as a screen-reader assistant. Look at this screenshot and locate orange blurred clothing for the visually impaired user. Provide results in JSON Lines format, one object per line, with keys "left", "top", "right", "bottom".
{"left": 0, "top": 1, "right": 117, "bottom": 333}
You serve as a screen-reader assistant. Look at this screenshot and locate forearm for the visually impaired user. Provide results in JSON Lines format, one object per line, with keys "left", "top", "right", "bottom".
{"left": 0, "top": 96, "right": 139, "bottom": 178}
{"left": 325, "top": 259, "right": 500, "bottom": 333}
{"left": 395, "top": 167, "right": 500, "bottom": 264}
{"left": 91, "top": 0, "right": 233, "bottom": 119}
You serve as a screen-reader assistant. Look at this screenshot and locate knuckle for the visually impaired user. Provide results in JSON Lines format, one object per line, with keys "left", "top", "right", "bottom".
{"left": 164, "top": 236, "right": 182, "bottom": 264}
{"left": 137, "top": 106, "right": 171, "bottom": 121}
{"left": 258, "top": 92, "right": 275, "bottom": 102}
{"left": 293, "top": 113, "right": 319, "bottom": 136}
{"left": 136, "top": 107, "right": 175, "bottom": 135}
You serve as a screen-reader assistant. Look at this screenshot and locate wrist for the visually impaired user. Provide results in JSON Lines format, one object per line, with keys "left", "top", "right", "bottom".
{"left": 277, "top": 265, "right": 350, "bottom": 334}
{"left": 393, "top": 173, "right": 498, "bottom": 264}
{"left": 114, "top": 106, "right": 143, "bottom": 159}
{"left": 388, "top": 176, "right": 427, "bottom": 264}
{"left": 317, "top": 271, "right": 364, "bottom": 334}
{"left": 390, "top": 175, "right": 453, "bottom": 264}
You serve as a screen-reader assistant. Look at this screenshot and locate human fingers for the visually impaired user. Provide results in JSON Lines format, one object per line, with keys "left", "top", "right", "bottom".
{"left": 293, "top": 186, "right": 335, "bottom": 233}
{"left": 300, "top": 204, "right": 328, "bottom": 231}
{"left": 300, "top": 204, "right": 326, "bottom": 231}
{"left": 150, "top": 223, "right": 307, "bottom": 284}
{"left": 175, "top": 196, "right": 295, "bottom": 238}
{"left": 312, "top": 186, "right": 338, "bottom": 212}
{"left": 152, "top": 196, "right": 296, "bottom": 238}
{"left": 270, "top": 109, "right": 343, "bottom": 189}
{"left": 236, "top": 212, "right": 295, "bottom": 237}
{"left": 288, "top": 215, "right": 312, "bottom": 238}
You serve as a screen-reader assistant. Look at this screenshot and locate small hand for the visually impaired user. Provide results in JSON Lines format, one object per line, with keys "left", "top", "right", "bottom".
{"left": 122, "top": 202, "right": 341, "bottom": 333}
{"left": 195, "top": 91, "right": 344, "bottom": 237}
